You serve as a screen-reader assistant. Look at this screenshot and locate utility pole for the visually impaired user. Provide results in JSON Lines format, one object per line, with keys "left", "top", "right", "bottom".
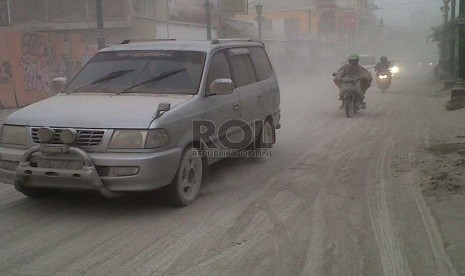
{"left": 451, "top": 0, "right": 465, "bottom": 99}
{"left": 203, "top": 0, "right": 212, "bottom": 40}
{"left": 450, "top": 0, "right": 456, "bottom": 78}
{"left": 441, "top": 0, "right": 451, "bottom": 77}
{"left": 96, "top": 0, "right": 106, "bottom": 50}
{"left": 255, "top": 4, "right": 264, "bottom": 41}
{"left": 217, "top": 1, "right": 221, "bottom": 38}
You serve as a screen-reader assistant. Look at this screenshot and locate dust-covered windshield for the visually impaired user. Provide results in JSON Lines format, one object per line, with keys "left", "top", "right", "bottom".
{"left": 65, "top": 50, "right": 206, "bottom": 95}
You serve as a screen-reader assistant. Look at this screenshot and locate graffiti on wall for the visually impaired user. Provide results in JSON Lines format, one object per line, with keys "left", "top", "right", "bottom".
{"left": 19, "top": 33, "right": 51, "bottom": 93}
{"left": 22, "top": 33, "right": 50, "bottom": 57}
{"left": 20, "top": 58, "right": 49, "bottom": 92}
{"left": 0, "top": 60, "right": 12, "bottom": 84}
{"left": 0, "top": 31, "right": 97, "bottom": 108}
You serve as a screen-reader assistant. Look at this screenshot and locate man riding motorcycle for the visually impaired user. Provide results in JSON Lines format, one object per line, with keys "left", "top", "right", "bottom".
{"left": 374, "top": 56, "right": 392, "bottom": 91}
{"left": 334, "top": 54, "right": 372, "bottom": 109}
{"left": 375, "top": 56, "right": 391, "bottom": 73}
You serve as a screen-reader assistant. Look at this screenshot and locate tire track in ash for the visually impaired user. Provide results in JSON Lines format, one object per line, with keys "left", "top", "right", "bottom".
{"left": 396, "top": 84, "right": 458, "bottom": 276}
{"left": 154, "top": 111, "right": 368, "bottom": 276}
{"left": 368, "top": 137, "right": 413, "bottom": 276}
{"left": 363, "top": 90, "right": 414, "bottom": 276}
{"left": 367, "top": 84, "right": 438, "bottom": 275}
{"left": 245, "top": 101, "right": 393, "bottom": 275}
{"left": 391, "top": 80, "right": 458, "bottom": 276}
{"left": 406, "top": 170, "right": 458, "bottom": 276}
{"left": 300, "top": 117, "right": 383, "bottom": 275}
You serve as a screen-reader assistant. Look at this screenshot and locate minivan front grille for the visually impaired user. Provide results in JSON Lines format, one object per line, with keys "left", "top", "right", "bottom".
{"left": 31, "top": 128, "right": 106, "bottom": 148}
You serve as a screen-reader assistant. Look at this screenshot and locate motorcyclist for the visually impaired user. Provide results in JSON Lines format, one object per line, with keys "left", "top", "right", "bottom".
{"left": 375, "top": 56, "right": 391, "bottom": 73}
{"left": 374, "top": 56, "right": 392, "bottom": 85}
{"left": 334, "top": 54, "right": 372, "bottom": 109}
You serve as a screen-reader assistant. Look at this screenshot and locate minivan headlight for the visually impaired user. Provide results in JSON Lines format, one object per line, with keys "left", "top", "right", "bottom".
{"left": 146, "top": 129, "right": 170, "bottom": 149}
{"left": 108, "top": 129, "right": 169, "bottom": 149}
{"left": 0, "top": 125, "right": 27, "bottom": 146}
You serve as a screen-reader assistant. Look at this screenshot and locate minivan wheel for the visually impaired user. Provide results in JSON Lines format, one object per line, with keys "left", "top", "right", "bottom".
{"left": 167, "top": 146, "right": 204, "bottom": 207}
{"left": 15, "top": 183, "right": 55, "bottom": 198}
{"left": 255, "top": 119, "right": 275, "bottom": 149}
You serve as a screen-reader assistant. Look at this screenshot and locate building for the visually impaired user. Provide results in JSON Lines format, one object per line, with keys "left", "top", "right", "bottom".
{"left": 0, "top": 0, "right": 218, "bottom": 108}
{"left": 3, "top": 0, "right": 218, "bottom": 43}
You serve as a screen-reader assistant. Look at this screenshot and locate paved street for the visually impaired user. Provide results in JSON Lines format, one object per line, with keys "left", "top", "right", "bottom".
{"left": 0, "top": 73, "right": 463, "bottom": 275}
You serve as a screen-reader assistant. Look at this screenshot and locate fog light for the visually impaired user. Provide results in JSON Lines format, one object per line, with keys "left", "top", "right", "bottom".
{"left": 113, "top": 167, "right": 139, "bottom": 177}
{"left": 60, "top": 129, "right": 77, "bottom": 144}
{"left": 37, "top": 127, "right": 55, "bottom": 143}
{"left": 0, "top": 160, "right": 19, "bottom": 171}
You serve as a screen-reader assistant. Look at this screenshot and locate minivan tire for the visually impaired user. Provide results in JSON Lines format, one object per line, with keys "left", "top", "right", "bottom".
{"left": 255, "top": 119, "right": 275, "bottom": 149}
{"left": 166, "top": 146, "right": 205, "bottom": 207}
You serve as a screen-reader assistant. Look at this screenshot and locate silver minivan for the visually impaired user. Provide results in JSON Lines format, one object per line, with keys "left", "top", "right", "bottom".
{"left": 0, "top": 39, "right": 281, "bottom": 206}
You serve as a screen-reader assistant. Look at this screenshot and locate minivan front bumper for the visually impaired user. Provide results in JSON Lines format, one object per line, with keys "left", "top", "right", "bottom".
{"left": 0, "top": 145, "right": 182, "bottom": 196}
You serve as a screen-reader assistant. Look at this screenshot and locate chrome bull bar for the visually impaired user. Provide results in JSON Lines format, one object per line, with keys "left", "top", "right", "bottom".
{"left": 15, "top": 144, "right": 120, "bottom": 198}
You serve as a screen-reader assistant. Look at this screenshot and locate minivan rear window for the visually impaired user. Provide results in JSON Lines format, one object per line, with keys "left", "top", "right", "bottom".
{"left": 249, "top": 47, "right": 272, "bottom": 81}
{"left": 230, "top": 54, "right": 256, "bottom": 88}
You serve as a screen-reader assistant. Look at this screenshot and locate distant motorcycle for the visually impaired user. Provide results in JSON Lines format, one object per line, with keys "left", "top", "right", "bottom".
{"left": 376, "top": 71, "right": 391, "bottom": 92}
{"left": 334, "top": 73, "right": 363, "bottom": 118}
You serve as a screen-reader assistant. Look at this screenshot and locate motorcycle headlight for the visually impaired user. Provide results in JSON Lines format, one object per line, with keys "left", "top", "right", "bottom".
{"left": 390, "top": 66, "right": 400, "bottom": 74}
{"left": 378, "top": 74, "right": 388, "bottom": 80}
{"left": 108, "top": 129, "right": 169, "bottom": 149}
{"left": 0, "top": 125, "right": 27, "bottom": 146}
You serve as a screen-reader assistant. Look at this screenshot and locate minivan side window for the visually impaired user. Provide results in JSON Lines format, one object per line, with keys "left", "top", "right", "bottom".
{"left": 230, "top": 54, "right": 257, "bottom": 88}
{"left": 249, "top": 47, "right": 272, "bottom": 81}
{"left": 206, "top": 51, "right": 232, "bottom": 93}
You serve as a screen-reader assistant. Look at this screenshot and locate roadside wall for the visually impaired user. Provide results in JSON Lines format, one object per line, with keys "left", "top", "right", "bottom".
{"left": 0, "top": 31, "right": 96, "bottom": 108}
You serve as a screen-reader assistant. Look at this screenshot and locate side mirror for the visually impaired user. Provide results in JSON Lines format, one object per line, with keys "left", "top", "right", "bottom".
{"left": 155, "top": 102, "right": 171, "bottom": 119}
{"left": 52, "top": 77, "right": 67, "bottom": 94}
{"left": 332, "top": 72, "right": 337, "bottom": 77}
{"left": 209, "top": 79, "right": 234, "bottom": 96}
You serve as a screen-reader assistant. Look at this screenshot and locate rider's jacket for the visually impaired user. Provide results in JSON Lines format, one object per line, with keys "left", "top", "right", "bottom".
{"left": 335, "top": 64, "right": 372, "bottom": 81}
{"left": 375, "top": 61, "right": 391, "bottom": 72}
{"left": 334, "top": 64, "right": 372, "bottom": 94}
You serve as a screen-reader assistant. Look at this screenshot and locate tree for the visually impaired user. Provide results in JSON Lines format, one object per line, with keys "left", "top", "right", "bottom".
{"left": 429, "top": 20, "right": 456, "bottom": 80}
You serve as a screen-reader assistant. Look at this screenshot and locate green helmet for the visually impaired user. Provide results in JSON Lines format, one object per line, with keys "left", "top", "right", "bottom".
{"left": 348, "top": 54, "right": 359, "bottom": 61}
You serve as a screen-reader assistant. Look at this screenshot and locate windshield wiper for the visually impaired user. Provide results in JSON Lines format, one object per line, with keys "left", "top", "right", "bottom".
{"left": 63, "top": 69, "right": 135, "bottom": 94}
{"left": 116, "top": 68, "right": 186, "bottom": 95}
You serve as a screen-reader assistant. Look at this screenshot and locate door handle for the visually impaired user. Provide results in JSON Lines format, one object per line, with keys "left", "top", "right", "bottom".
{"left": 257, "top": 95, "right": 263, "bottom": 101}
{"left": 233, "top": 103, "right": 240, "bottom": 110}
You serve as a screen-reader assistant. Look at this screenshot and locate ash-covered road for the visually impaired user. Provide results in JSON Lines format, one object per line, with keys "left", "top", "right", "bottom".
{"left": 0, "top": 73, "right": 458, "bottom": 276}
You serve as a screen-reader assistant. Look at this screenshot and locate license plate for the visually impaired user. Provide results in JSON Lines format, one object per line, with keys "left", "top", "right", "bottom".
{"left": 36, "top": 159, "right": 83, "bottom": 170}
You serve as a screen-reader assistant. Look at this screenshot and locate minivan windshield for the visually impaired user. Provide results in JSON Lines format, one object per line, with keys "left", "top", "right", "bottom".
{"left": 65, "top": 50, "right": 206, "bottom": 95}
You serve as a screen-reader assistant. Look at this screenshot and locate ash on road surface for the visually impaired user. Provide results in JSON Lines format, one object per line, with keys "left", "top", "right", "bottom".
{"left": 0, "top": 75, "right": 464, "bottom": 276}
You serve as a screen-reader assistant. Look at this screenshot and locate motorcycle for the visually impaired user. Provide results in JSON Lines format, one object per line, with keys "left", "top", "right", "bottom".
{"left": 333, "top": 73, "right": 363, "bottom": 118}
{"left": 376, "top": 71, "right": 391, "bottom": 92}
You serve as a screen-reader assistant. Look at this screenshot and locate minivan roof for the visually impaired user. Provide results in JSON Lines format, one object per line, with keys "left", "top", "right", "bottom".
{"left": 101, "top": 40, "right": 265, "bottom": 53}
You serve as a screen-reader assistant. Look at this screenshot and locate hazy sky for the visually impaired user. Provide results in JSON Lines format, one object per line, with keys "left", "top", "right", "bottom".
{"left": 375, "top": 0, "right": 442, "bottom": 30}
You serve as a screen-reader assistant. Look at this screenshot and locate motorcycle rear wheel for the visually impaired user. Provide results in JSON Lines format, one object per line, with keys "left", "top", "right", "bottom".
{"left": 344, "top": 97, "right": 353, "bottom": 118}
